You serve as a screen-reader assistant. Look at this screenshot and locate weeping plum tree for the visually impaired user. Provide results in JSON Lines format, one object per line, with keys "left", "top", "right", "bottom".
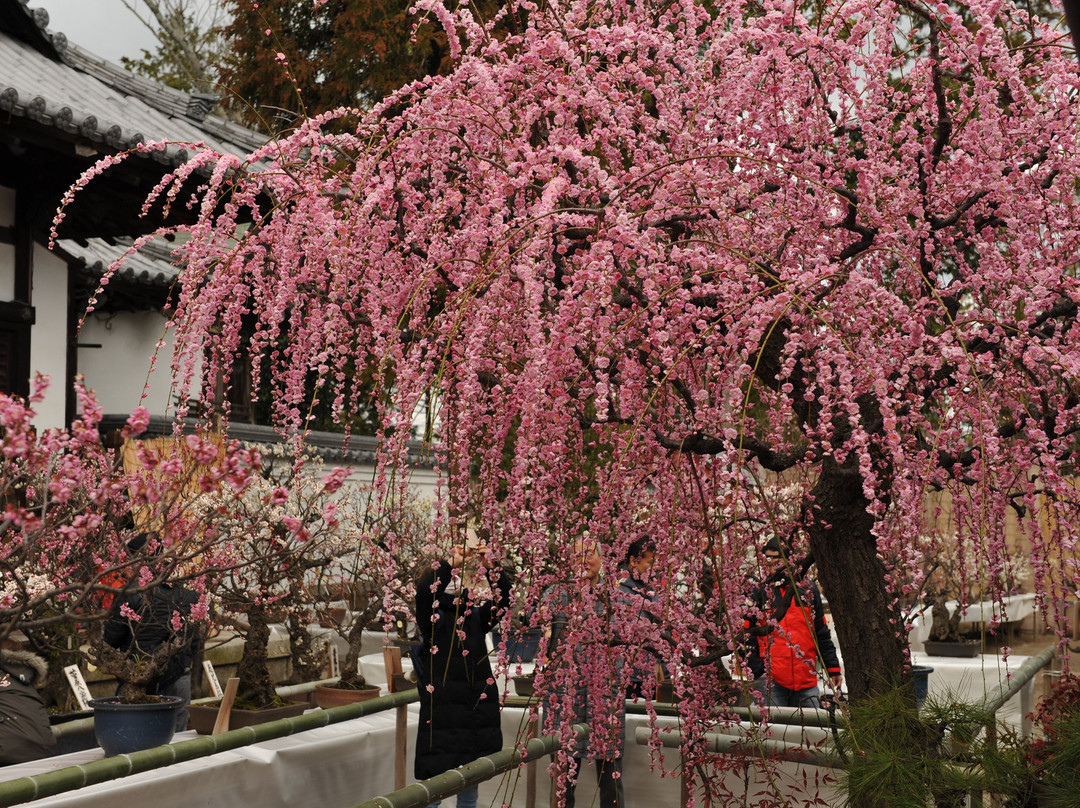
{"left": 71, "top": 0, "right": 1080, "bottom": 727}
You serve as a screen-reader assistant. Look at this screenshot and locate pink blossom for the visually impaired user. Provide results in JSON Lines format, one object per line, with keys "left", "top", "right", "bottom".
{"left": 124, "top": 407, "right": 150, "bottom": 436}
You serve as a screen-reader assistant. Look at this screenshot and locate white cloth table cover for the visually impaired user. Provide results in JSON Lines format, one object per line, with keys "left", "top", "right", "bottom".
{"left": 0, "top": 703, "right": 843, "bottom": 808}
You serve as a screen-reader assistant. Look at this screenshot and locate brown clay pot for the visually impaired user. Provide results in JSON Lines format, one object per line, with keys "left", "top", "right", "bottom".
{"left": 317, "top": 607, "right": 348, "bottom": 628}
{"left": 313, "top": 683, "right": 382, "bottom": 709}
{"left": 187, "top": 699, "right": 308, "bottom": 735}
{"left": 512, "top": 675, "right": 536, "bottom": 697}
{"left": 923, "top": 639, "right": 981, "bottom": 658}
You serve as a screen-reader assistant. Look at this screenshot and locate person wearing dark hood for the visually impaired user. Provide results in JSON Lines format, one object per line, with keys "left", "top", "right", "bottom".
{"left": 413, "top": 535, "right": 511, "bottom": 808}
{"left": 617, "top": 537, "right": 661, "bottom": 699}
{"left": 0, "top": 640, "right": 57, "bottom": 765}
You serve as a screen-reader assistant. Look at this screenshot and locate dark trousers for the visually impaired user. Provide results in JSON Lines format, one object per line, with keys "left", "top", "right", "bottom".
{"left": 158, "top": 673, "right": 192, "bottom": 732}
{"left": 555, "top": 756, "right": 623, "bottom": 808}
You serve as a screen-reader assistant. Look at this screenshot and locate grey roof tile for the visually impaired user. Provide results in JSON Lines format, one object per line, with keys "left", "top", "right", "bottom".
{"left": 56, "top": 236, "right": 180, "bottom": 288}
{"left": 2, "top": 2, "right": 266, "bottom": 161}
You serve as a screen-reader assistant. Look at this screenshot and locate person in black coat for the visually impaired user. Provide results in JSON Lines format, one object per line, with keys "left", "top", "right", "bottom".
{"left": 0, "top": 643, "right": 57, "bottom": 765}
{"left": 103, "top": 581, "right": 201, "bottom": 732}
{"left": 414, "top": 538, "right": 511, "bottom": 808}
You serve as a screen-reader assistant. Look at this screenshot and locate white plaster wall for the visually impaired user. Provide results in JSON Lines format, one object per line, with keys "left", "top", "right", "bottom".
{"left": 347, "top": 463, "right": 440, "bottom": 506}
{"left": 0, "top": 185, "right": 15, "bottom": 301}
{"left": 28, "top": 244, "right": 68, "bottom": 429}
{"left": 0, "top": 243, "right": 14, "bottom": 301}
{"left": 79, "top": 310, "right": 180, "bottom": 418}
{"left": 402, "top": 465, "right": 440, "bottom": 503}
{"left": 265, "top": 447, "right": 441, "bottom": 507}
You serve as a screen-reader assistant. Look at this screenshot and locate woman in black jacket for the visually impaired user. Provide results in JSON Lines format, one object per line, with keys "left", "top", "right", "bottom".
{"left": 414, "top": 539, "right": 511, "bottom": 808}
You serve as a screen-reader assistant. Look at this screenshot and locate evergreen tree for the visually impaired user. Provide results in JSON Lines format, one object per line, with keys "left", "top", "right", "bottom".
{"left": 218, "top": 0, "right": 503, "bottom": 131}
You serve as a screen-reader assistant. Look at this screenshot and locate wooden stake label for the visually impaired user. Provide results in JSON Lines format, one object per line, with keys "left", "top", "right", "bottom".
{"left": 202, "top": 660, "right": 224, "bottom": 698}
{"left": 63, "top": 665, "right": 92, "bottom": 711}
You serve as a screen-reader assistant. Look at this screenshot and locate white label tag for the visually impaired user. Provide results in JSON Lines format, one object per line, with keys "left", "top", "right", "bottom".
{"left": 202, "top": 660, "right": 224, "bottom": 697}
{"left": 63, "top": 665, "right": 92, "bottom": 711}
{"left": 329, "top": 643, "right": 340, "bottom": 678}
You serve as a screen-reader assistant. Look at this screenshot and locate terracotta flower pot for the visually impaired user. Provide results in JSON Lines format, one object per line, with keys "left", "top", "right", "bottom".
{"left": 313, "top": 683, "right": 381, "bottom": 709}
{"left": 318, "top": 607, "right": 348, "bottom": 628}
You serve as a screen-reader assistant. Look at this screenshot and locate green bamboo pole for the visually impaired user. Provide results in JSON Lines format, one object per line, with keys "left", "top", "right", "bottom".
{"left": 351, "top": 724, "right": 589, "bottom": 808}
{"left": 503, "top": 695, "right": 843, "bottom": 727}
{"left": 972, "top": 640, "right": 1055, "bottom": 806}
{"left": 978, "top": 643, "right": 1055, "bottom": 717}
{"left": 0, "top": 689, "right": 418, "bottom": 808}
{"left": 502, "top": 696, "right": 682, "bottom": 717}
{"left": 719, "top": 704, "right": 848, "bottom": 729}
{"left": 505, "top": 695, "right": 847, "bottom": 727}
{"left": 633, "top": 725, "right": 840, "bottom": 767}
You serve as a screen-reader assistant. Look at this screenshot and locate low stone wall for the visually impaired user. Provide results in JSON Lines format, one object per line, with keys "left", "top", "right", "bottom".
{"left": 83, "top": 625, "right": 299, "bottom": 700}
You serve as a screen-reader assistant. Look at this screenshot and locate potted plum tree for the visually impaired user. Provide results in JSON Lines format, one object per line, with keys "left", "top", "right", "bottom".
{"left": 0, "top": 383, "right": 263, "bottom": 754}
{"left": 185, "top": 460, "right": 351, "bottom": 731}
{"left": 311, "top": 494, "right": 431, "bottom": 708}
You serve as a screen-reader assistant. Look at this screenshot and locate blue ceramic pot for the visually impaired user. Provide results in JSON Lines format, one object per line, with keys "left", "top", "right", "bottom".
{"left": 911, "top": 665, "right": 934, "bottom": 709}
{"left": 492, "top": 627, "right": 543, "bottom": 662}
{"left": 89, "top": 696, "right": 182, "bottom": 756}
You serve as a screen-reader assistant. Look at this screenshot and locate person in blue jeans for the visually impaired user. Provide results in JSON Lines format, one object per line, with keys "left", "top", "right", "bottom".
{"left": 414, "top": 535, "right": 511, "bottom": 808}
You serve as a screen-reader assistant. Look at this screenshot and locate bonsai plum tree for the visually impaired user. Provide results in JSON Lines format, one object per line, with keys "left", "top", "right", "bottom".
{"left": 0, "top": 378, "right": 265, "bottom": 703}
{"left": 189, "top": 460, "right": 352, "bottom": 708}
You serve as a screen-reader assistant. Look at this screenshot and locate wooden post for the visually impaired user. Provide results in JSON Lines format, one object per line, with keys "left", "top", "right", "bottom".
{"left": 526, "top": 710, "right": 538, "bottom": 808}
{"left": 384, "top": 647, "right": 408, "bottom": 790}
{"left": 212, "top": 677, "right": 240, "bottom": 735}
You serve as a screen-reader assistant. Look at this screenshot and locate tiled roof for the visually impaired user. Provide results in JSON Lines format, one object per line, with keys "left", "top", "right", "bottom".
{"left": 56, "top": 236, "right": 180, "bottom": 289}
{"left": 0, "top": 2, "right": 271, "bottom": 297}
{"left": 0, "top": 1, "right": 266, "bottom": 163}
{"left": 97, "top": 415, "right": 439, "bottom": 469}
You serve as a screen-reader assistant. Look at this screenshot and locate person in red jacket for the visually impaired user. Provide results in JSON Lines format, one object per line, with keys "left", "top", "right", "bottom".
{"left": 744, "top": 537, "right": 843, "bottom": 708}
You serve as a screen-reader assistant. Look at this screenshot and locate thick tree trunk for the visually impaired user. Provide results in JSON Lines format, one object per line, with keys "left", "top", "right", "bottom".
{"left": 285, "top": 611, "right": 323, "bottom": 684}
{"left": 236, "top": 604, "right": 277, "bottom": 708}
{"left": 807, "top": 459, "right": 909, "bottom": 704}
{"left": 339, "top": 616, "right": 367, "bottom": 688}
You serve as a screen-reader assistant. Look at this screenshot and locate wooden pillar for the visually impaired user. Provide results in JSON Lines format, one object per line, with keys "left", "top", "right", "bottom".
{"left": 384, "top": 646, "right": 408, "bottom": 790}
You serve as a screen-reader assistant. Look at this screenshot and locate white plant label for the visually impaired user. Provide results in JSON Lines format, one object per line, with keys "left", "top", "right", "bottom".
{"left": 329, "top": 643, "right": 340, "bottom": 679}
{"left": 63, "top": 665, "right": 92, "bottom": 711}
{"left": 203, "top": 660, "right": 224, "bottom": 697}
